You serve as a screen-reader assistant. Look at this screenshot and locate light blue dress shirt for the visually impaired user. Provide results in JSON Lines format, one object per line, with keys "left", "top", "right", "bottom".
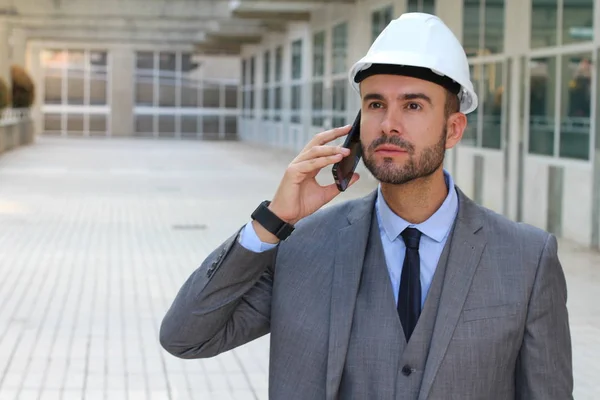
{"left": 238, "top": 170, "right": 459, "bottom": 308}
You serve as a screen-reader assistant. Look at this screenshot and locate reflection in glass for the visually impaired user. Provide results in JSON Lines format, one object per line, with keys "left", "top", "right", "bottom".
{"left": 332, "top": 79, "right": 346, "bottom": 128}
{"left": 225, "top": 86, "right": 237, "bottom": 108}
{"left": 531, "top": 0, "right": 558, "bottom": 48}
{"left": 203, "top": 83, "right": 220, "bottom": 108}
{"left": 332, "top": 23, "right": 347, "bottom": 75}
{"left": 136, "top": 52, "right": 154, "bottom": 70}
{"left": 371, "top": 5, "right": 393, "bottom": 43}
{"left": 484, "top": 0, "right": 504, "bottom": 54}
{"left": 313, "top": 31, "right": 325, "bottom": 77}
{"left": 463, "top": 64, "right": 480, "bottom": 146}
{"left": 559, "top": 54, "right": 591, "bottom": 160}
{"left": 528, "top": 57, "right": 556, "bottom": 156}
{"left": 89, "top": 115, "right": 107, "bottom": 135}
{"left": 312, "top": 81, "right": 324, "bottom": 127}
{"left": 482, "top": 62, "right": 503, "bottom": 149}
{"left": 562, "top": 0, "right": 594, "bottom": 44}
{"left": 463, "top": 0, "right": 481, "bottom": 57}
{"left": 181, "top": 116, "right": 199, "bottom": 138}
{"left": 422, "top": 0, "right": 435, "bottom": 15}
{"left": 291, "top": 85, "right": 301, "bottom": 124}
{"left": 135, "top": 115, "right": 153, "bottom": 136}
{"left": 67, "top": 114, "right": 84, "bottom": 133}
{"left": 44, "top": 75, "right": 62, "bottom": 104}
{"left": 159, "top": 52, "right": 176, "bottom": 72}
{"left": 67, "top": 71, "right": 85, "bottom": 105}
{"left": 41, "top": 50, "right": 67, "bottom": 68}
{"left": 158, "top": 76, "right": 176, "bottom": 107}
{"left": 44, "top": 114, "right": 62, "bottom": 132}
{"left": 158, "top": 115, "right": 176, "bottom": 137}
{"left": 89, "top": 72, "right": 107, "bottom": 106}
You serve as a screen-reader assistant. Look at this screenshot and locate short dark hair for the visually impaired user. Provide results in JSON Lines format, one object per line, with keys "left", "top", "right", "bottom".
{"left": 444, "top": 90, "right": 460, "bottom": 119}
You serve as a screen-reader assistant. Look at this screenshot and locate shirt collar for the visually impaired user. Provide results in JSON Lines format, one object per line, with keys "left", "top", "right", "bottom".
{"left": 375, "top": 169, "right": 459, "bottom": 243}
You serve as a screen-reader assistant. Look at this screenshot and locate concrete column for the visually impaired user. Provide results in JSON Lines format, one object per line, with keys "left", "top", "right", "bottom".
{"left": 504, "top": 0, "right": 532, "bottom": 221}
{"left": 0, "top": 18, "right": 10, "bottom": 83}
{"left": 9, "top": 28, "right": 27, "bottom": 67}
{"left": 110, "top": 45, "right": 135, "bottom": 136}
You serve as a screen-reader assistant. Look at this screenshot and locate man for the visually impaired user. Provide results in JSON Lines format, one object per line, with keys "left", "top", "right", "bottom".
{"left": 160, "top": 13, "right": 573, "bottom": 399}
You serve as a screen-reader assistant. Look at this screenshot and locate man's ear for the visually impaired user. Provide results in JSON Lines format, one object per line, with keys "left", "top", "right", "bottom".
{"left": 445, "top": 112, "right": 467, "bottom": 150}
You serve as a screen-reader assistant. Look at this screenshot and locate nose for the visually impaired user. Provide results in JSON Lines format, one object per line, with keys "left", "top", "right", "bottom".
{"left": 380, "top": 109, "right": 402, "bottom": 136}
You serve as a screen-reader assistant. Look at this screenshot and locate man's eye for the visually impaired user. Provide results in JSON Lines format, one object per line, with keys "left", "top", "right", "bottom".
{"left": 369, "top": 102, "right": 383, "bottom": 109}
{"left": 407, "top": 103, "right": 422, "bottom": 110}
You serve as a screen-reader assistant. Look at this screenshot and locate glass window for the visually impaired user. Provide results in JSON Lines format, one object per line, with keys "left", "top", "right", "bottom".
{"left": 528, "top": 57, "right": 556, "bottom": 156}
{"left": 484, "top": 0, "right": 504, "bottom": 54}
{"left": 241, "top": 59, "right": 247, "bottom": 86}
{"left": 408, "top": 0, "right": 435, "bottom": 13}
{"left": 562, "top": 0, "right": 594, "bottom": 45}
{"left": 291, "top": 39, "right": 303, "bottom": 80}
{"left": 136, "top": 51, "right": 154, "bottom": 70}
{"left": 481, "top": 62, "right": 503, "bottom": 149}
{"left": 291, "top": 85, "right": 302, "bottom": 123}
{"left": 89, "top": 71, "right": 108, "bottom": 106}
{"left": 531, "top": 0, "right": 594, "bottom": 48}
{"left": 463, "top": 0, "right": 504, "bottom": 56}
{"left": 559, "top": 53, "right": 591, "bottom": 160}
{"left": 372, "top": 5, "right": 394, "bottom": 43}
{"left": 275, "top": 46, "right": 283, "bottom": 82}
{"left": 159, "top": 52, "right": 176, "bottom": 72}
{"left": 332, "top": 22, "right": 347, "bottom": 75}
{"left": 463, "top": 0, "right": 481, "bottom": 57}
{"left": 312, "top": 82, "right": 324, "bottom": 127}
{"left": 250, "top": 56, "right": 255, "bottom": 85}
{"left": 332, "top": 79, "right": 346, "bottom": 127}
{"left": 313, "top": 31, "right": 325, "bottom": 77}
{"left": 263, "top": 51, "right": 271, "bottom": 84}
{"left": 531, "top": 0, "right": 558, "bottom": 48}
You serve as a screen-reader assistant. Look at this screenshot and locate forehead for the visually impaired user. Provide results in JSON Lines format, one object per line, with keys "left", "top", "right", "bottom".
{"left": 359, "top": 74, "right": 445, "bottom": 100}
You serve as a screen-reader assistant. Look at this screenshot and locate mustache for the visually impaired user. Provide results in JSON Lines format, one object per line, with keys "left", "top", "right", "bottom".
{"left": 368, "top": 135, "right": 415, "bottom": 154}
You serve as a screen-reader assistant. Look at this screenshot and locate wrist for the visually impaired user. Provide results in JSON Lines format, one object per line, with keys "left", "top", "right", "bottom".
{"left": 251, "top": 200, "right": 295, "bottom": 241}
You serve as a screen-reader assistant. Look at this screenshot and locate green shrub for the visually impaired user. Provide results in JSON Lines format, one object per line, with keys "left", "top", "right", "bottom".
{"left": 10, "top": 65, "right": 35, "bottom": 109}
{"left": 0, "top": 77, "right": 9, "bottom": 113}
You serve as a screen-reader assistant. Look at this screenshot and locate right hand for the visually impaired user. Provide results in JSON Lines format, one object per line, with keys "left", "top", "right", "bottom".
{"left": 268, "top": 124, "right": 361, "bottom": 226}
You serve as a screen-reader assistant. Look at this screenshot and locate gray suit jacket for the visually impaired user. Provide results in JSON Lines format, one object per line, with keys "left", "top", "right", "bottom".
{"left": 160, "top": 187, "right": 573, "bottom": 399}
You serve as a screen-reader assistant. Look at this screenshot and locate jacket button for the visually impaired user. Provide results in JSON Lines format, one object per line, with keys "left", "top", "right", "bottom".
{"left": 401, "top": 365, "right": 412, "bottom": 376}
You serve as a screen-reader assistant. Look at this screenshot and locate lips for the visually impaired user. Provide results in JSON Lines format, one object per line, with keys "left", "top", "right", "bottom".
{"left": 375, "top": 144, "right": 407, "bottom": 154}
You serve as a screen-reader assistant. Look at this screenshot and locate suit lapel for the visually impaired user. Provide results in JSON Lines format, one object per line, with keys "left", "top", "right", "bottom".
{"left": 325, "top": 190, "right": 377, "bottom": 400}
{"left": 418, "top": 188, "right": 487, "bottom": 400}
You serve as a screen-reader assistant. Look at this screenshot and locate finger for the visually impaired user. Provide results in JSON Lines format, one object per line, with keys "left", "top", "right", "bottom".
{"left": 293, "top": 153, "right": 345, "bottom": 175}
{"left": 301, "top": 124, "right": 352, "bottom": 152}
{"left": 294, "top": 145, "right": 350, "bottom": 163}
{"left": 321, "top": 173, "right": 361, "bottom": 202}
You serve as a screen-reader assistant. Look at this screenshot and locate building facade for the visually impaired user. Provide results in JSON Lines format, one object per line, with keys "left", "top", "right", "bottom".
{"left": 237, "top": 0, "right": 600, "bottom": 249}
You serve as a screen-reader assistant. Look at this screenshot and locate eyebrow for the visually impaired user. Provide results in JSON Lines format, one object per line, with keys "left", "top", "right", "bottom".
{"left": 362, "top": 92, "right": 433, "bottom": 106}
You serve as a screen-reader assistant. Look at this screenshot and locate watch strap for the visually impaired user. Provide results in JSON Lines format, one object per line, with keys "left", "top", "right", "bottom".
{"left": 251, "top": 200, "right": 295, "bottom": 240}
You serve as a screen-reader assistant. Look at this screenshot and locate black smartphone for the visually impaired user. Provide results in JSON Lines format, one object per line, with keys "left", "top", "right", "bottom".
{"left": 332, "top": 110, "right": 362, "bottom": 192}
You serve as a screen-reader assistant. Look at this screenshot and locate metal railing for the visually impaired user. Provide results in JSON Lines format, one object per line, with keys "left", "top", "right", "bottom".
{"left": 0, "top": 108, "right": 30, "bottom": 127}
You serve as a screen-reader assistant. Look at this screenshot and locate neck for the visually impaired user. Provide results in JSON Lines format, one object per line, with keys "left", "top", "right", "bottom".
{"left": 380, "top": 167, "right": 449, "bottom": 224}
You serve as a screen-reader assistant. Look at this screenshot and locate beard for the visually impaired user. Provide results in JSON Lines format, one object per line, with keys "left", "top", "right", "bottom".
{"left": 362, "top": 127, "right": 447, "bottom": 185}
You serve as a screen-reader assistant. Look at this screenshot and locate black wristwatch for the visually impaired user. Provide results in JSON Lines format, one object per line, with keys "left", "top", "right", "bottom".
{"left": 251, "top": 200, "right": 295, "bottom": 240}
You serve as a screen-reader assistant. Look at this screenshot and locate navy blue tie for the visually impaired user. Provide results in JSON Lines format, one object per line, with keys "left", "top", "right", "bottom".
{"left": 398, "top": 227, "right": 422, "bottom": 342}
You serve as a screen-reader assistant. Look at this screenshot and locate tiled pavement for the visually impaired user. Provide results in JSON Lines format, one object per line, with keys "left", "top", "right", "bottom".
{"left": 0, "top": 136, "right": 597, "bottom": 400}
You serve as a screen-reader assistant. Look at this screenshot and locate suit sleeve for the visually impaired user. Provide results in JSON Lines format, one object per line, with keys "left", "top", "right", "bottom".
{"left": 515, "top": 233, "right": 573, "bottom": 399}
{"left": 159, "top": 226, "right": 277, "bottom": 359}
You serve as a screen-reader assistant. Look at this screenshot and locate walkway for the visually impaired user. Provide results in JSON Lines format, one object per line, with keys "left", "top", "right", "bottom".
{"left": 0, "top": 137, "right": 597, "bottom": 399}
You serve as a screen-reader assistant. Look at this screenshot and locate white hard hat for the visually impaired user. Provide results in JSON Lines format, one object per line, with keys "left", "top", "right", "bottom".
{"left": 348, "top": 12, "right": 478, "bottom": 114}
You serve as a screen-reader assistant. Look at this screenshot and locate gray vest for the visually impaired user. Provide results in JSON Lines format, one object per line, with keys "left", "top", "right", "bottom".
{"left": 339, "top": 209, "right": 455, "bottom": 399}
